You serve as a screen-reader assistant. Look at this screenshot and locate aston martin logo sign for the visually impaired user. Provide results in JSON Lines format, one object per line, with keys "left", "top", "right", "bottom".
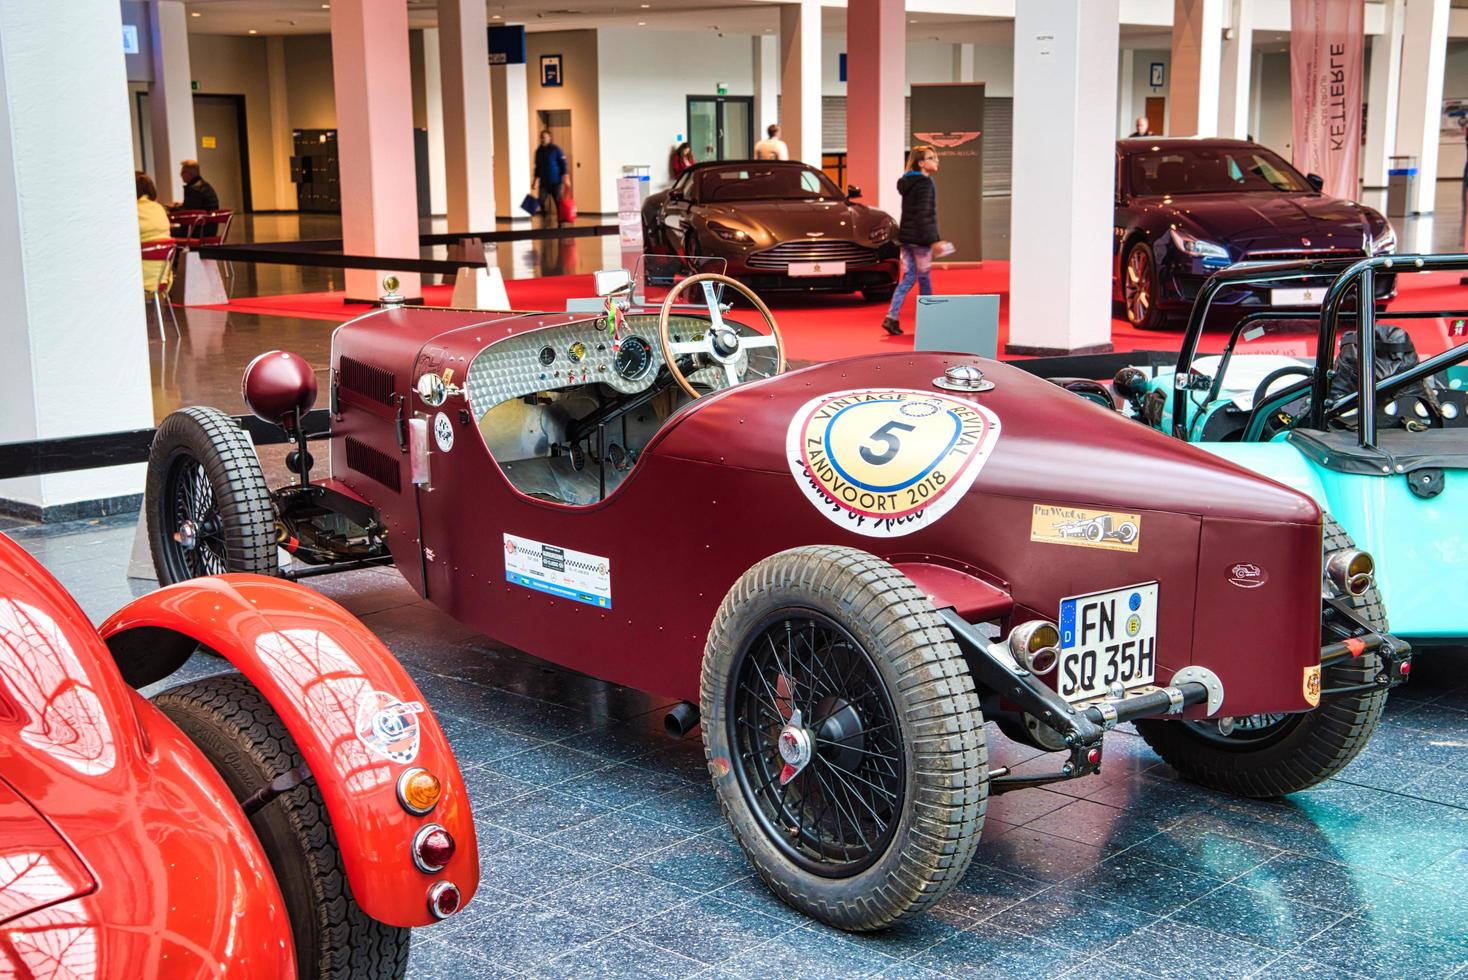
{"left": 913, "top": 131, "right": 981, "bottom": 148}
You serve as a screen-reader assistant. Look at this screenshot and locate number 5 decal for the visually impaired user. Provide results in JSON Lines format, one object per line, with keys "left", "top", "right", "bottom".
{"left": 860, "top": 421, "right": 915, "bottom": 465}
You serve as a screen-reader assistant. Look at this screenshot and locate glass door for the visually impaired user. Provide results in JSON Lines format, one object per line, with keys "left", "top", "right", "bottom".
{"left": 686, "top": 96, "right": 754, "bottom": 162}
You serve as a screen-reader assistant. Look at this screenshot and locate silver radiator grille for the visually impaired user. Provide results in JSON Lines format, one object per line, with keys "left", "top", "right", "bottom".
{"left": 746, "top": 240, "right": 879, "bottom": 269}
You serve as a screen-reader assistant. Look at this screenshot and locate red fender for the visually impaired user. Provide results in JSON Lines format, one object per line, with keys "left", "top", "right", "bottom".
{"left": 98, "top": 574, "right": 479, "bottom": 928}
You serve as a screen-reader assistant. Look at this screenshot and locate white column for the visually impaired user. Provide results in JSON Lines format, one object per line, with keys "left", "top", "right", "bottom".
{"left": 1118, "top": 48, "right": 1135, "bottom": 138}
{"left": 1249, "top": 48, "right": 1264, "bottom": 139}
{"left": 1218, "top": 0, "right": 1252, "bottom": 140}
{"left": 779, "top": 0, "right": 821, "bottom": 165}
{"left": 754, "top": 34, "right": 779, "bottom": 141}
{"left": 1397, "top": 0, "right": 1449, "bottom": 214}
{"left": 147, "top": 0, "right": 195, "bottom": 202}
{"left": 953, "top": 42, "right": 975, "bottom": 83}
{"left": 266, "top": 36, "right": 295, "bottom": 212}
{"left": 1008, "top": 0, "right": 1120, "bottom": 354}
{"left": 437, "top": 0, "right": 494, "bottom": 233}
{"left": 1169, "top": 0, "right": 1223, "bottom": 137}
{"left": 1364, "top": 0, "right": 1405, "bottom": 189}
{"left": 0, "top": 0, "right": 153, "bottom": 515}
{"left": 491, "top": 63, "right": 530, "bottom": 218}
{"left": 423, "top": 28, "right": 448, "bottom": 216}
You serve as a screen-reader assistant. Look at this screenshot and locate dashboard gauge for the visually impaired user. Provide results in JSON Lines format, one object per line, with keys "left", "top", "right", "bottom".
{"left": 567, "top": 341, "right": 586, "bottom": 363}
{"left": 538, "top": 346, "right": 556, "bottom": 366}
{"left": 614, "top": 335, "right": 654, "bottom": 381}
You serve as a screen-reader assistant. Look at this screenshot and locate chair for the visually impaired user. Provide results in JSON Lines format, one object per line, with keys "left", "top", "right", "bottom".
{"left": 141, "top": 239, "right": 180, "bottom": 336}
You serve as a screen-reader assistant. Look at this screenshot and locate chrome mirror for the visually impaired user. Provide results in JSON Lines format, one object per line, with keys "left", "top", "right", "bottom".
{"left": 416, "top": 372, "right": 448, "bottom": 407}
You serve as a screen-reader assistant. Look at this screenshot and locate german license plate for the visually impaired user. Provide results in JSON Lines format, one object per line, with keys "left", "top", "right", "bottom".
{"left": 788, "top": 260, "right": 845, "bottom": 277}
{"left": 1056, "top": 582, "right": 1158, "bottom": 702}
{"left": 1271, "top": 286, "right": 1323, "bottom": 306}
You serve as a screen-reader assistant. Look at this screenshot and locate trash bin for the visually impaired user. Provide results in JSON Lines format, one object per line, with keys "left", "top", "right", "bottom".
{"left": 1386, "top": 155, "right": 1418, "bottom": 216}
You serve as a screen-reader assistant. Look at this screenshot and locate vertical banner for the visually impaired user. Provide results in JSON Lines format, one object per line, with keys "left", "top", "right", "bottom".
{"left": 910, "top": 83, "right": 984, "bottom": 262}
{"left": 1289, "top": 0, "right": 1364, "bottom": 199}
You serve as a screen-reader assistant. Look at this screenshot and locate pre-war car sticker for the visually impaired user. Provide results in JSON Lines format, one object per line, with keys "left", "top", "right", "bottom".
{"left": 504, "top": 533, "right": 612, "bottom": 608}
{"left": 785, "top": 388, "right": 1001, "bottom": 537}
{"left": 355, "top": 690, "right": 425, "bottom": 764}
{"left": 433, "top": 412, "right": 455, "bottom": 452}
{"left": 1030, "top": 504, "right": 1141, "bottom": 553}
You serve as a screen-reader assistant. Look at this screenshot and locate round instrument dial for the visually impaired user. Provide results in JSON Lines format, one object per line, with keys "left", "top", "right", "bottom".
{"left": 538, "top": 346, "right": 556, "bottom": 366}
{"left": 567, "top": 341, "right": 587, "bottom": 363}
{"left": 614, "top": 336, "right": 654, "bottom": 381}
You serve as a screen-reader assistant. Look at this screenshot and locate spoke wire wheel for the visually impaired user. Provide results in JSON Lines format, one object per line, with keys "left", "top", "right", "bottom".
{"left": 1123, "top": 244, "right": 1157, "bottom": 327}
{"left": 701, "top": 546, "right": 988, "bottom": 931}
{"left": 1136, "top": 514, "right": 1390, "bottom": 797}
{"left": 146, "top": 406, "right": 277, "bottom": 585}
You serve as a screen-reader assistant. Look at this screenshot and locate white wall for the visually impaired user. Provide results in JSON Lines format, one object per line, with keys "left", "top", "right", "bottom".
{"left": 1122, "top": 48, "right": 1171, "bottom": 135}
{"left": 596, "top": 28, "right": 757, "bottom": 203}
{"left": 1254, "top": 51, "right": 1292, "bottom": 156}
{"left": 820, "top": 36, "right": 1014, "bottom": 96}
{"left": 1440, "top": 39, "right": 1468, "bottom": 182}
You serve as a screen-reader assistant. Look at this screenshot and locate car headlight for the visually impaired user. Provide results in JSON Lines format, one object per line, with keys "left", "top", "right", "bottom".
{"left": 1371, "top": 223, "right": 1396, "bottom": 255}
{"left": 1169, "top": 227, "right": 1231, "bottom": 266}
{"left": 868, "top": 221, "right": 896, "bottom": 243}
{"left": 707, "top": 221, "right": 752, "bottom": 244}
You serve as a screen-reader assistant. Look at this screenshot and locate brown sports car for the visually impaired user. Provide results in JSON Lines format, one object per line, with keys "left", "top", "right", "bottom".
{"left": 642, "top": 160, "right": 900, "bottom": 301}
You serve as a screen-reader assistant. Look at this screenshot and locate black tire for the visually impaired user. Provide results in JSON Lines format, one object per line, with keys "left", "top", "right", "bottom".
{"left": 147, "top": 406, "right": 276, "bottom": 585}
{"left": 153, "top": 673, "right": 410, "bottom": 980}
{"left": 1135, "top": 515, "right": 1388, "bottom": 798}
{"left": 1121, "top": 241, "right": 1167, "bottom": 330}
{"left": 861, "top": 285, "right": 896, "bottom": 303}
{"left": 700, "top": 545, "right": 988, "bottom": 931}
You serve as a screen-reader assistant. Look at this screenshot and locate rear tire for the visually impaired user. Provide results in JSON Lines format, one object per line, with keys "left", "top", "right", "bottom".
{"left": 153, "top": 673, "right": 411, "bottom": 980}
{"left": 1136, "top": 515, "right": 1388, "bottom": 797}
{"left": 700, "top": 546, "right": 988, "bottom": 931}
{"left": 147, "top": 406, "right": 275, "bottom": 585}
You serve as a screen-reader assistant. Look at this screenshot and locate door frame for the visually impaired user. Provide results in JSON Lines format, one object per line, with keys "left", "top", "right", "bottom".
{"left": 135, "top": 91, "right": 253, "bottom": 212}
{"left": 685, "top": 95, "right": 754, "bottom": 162}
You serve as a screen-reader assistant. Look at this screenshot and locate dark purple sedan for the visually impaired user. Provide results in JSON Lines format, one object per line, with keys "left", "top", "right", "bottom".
{"left": 1113, "top": 138, "right": 1396, "bottom": 329}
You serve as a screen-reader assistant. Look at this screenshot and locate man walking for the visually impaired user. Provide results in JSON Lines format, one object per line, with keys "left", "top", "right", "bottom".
{"left": 532, "top": 130, "right": 571, "bottom": 227}
{"left": 753, "top": 124, "right": 788, "bottom": 161}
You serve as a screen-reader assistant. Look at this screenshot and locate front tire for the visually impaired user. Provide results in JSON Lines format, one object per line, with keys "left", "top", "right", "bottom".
{"left": 147, "top": 406, "right": 276, "bottom": 585}
{"left": 153, "top": 673, "right": 411, "bottom": 980}
{"left": 700, "top": 546, "right": 988, "bottom": 931}
{"left": 1122, "top": 242, "right": 1166, "bottom": 331}
{"left": 1135, "top": 515, "right": 1389, "bottom": 797}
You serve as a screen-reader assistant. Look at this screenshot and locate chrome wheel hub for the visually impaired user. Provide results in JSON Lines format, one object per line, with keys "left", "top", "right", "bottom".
{"left": 175, "top": 518, "right": 199, "bottom": 550}
{"left": 777, "top": 708, "right": 813, "bottom": 786}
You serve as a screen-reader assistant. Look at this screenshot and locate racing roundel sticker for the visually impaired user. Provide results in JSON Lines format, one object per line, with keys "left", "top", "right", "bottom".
{"left": 785, "top": 388, "right": 1001, "bottom": 537}
{"left": 433, "top": 412, "right": 455, "bottom": 453}
{"left": 355, "top": 690, "right": 425, "bottom": 764}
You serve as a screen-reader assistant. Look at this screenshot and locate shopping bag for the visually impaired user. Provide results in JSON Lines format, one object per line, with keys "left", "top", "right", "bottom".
{"left": 558, "top": 196, "right": 578, "bottom": 223}
{"left": 520, "top": 193, "right": 541, "bottom": 216}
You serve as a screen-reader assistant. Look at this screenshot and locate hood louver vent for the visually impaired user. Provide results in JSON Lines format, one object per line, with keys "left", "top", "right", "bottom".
{"left": 345, "top": 437, "right": 401, "bottom": 492}
{"left": 339, "top": 357, "right": 395, "bottom": 406}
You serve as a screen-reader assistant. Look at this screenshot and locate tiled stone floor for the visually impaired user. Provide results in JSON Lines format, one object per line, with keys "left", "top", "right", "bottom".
{"left": 8, "top": 513, "right": 1468, "bottom": 979}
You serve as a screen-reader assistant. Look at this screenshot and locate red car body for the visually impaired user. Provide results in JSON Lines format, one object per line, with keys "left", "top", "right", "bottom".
{"left": 0, "top": 533, "right": 478, "bottom": 976}
{"left": 324, "top": 306, "right": 1323, "bottom": 719}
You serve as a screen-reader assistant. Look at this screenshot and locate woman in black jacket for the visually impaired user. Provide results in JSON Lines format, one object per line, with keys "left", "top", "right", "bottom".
{"left": 881, "top": 145, "right": 941, "bottom": 335}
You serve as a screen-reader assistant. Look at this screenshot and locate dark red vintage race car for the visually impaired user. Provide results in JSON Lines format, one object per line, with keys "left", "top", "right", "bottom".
{"left": 0, "top": 532, "right": 477, "bottom": 977}
{"left": 145, "top": 260, "right": 1409, "bottom": 931}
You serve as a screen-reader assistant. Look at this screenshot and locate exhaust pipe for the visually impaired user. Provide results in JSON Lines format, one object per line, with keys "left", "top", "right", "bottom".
{"left": 664, "top": 701, "right": 700, "bottom": 738}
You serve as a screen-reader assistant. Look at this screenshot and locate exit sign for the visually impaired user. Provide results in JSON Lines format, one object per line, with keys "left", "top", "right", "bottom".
{"left": 716, "top": 83, "right": 728, "bottom": 95}
{"left": 191, "top": 80, "right": 199, "bottom": 91}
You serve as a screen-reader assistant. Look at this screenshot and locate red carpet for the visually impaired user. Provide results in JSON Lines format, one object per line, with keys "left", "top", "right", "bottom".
{"left": 201, "top": 261, "right": 1467, "bottom": 365}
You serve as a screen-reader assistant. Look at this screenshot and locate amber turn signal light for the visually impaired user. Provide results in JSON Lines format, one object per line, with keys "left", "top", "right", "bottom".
{"left": 397, "top": 767, "right": 442, "bottom": 816}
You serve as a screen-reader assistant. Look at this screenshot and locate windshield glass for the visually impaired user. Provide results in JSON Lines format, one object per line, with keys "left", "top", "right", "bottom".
{"left": 1205, "top": 319, "right": 1318, "bottom": 409}
{"left": 1129, "top": 146, "right": 1312, "bottom": 196}
{"left": 696, "top": 166, "right": 841, "bottom": 202}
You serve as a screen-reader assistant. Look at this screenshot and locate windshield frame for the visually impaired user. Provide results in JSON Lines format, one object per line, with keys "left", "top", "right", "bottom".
{"left": 1124, "top": 144, "right": 1314, "bottom": 198}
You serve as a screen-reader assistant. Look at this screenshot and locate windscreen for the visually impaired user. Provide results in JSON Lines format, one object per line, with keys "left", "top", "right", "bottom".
{"left": 695, "top": 165, "right": 841, "bottom": 203}
{"left": 1129, "top": 146, "right": 1313, "bottom": 196}
{"left": 632, "top": 254, "right": 728, "bottom": 307}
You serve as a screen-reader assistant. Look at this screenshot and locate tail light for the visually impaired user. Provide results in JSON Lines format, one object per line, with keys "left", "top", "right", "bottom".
{"left": 397, "top": 768, "right": 442, "bottom": 815}
{"left": 1008, "top": 620, "right": 1060, "bottom": 675}
{"left": 1325, "top": 549, "right": 1375, "bottom": 597}
{"left": 427, "top": 881, "right": 462, "bottom": 919}
{"left": 412, "top": 824, "right": 455, "bottom": 873}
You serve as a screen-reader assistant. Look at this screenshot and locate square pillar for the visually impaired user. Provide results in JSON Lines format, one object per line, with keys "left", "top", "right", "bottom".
{"left": 1008, "top": 0, "right": 1119, "bottom": 355}
{"left": 438, "top": 0, "right": 494, "bottom": 233}
{"left": 754, "top": 34, "right": 779, "bottom": 147}
{"left": 331, "top": 0, "right": 421, "bottom": 299}
{"left": 1218, "top": 0, "right": 1252, "bottom": 140}
{"left": 779, "top": 0, "right": 821, "bottom": 165}
{"left": 491, "top": 63, "right": 530, "bottom": 218}
{"left": 423, "top": 27, "right": 448, "bottom": 215}
{"left": 267, "top": 37, "right": 295, "bottom": 212}
{"left": 1118, "top": 48, "right": 1135, "bottom": 137}
{"left": 1397, "top": 0, "right": 1449, "bottom": 214}
{"left": 147, "top": 0, "right": 196, "bottom": 202}
{"left": 846, "top": 0, "right": 904, "bottom": 218}
{"left": 1363, "top": 0, "right": 1404, "bottom": 190}
{"left": 0, "top": 0, "right": 153, "bottom": 516}
{"left": 954, "top": 43, "right": 975, "bottom": 83}
{"left": 1170, "top": 0, "right": 1224, "bottom": 137}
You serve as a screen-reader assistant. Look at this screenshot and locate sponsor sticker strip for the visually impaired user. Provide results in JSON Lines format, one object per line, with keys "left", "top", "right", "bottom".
{"left": 504, "top": 533, "right": 612, "bottom": 608}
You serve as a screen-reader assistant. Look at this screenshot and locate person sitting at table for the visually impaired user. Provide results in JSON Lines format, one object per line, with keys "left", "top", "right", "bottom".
{"left": 137, "top": 171, "right": 172, "bottom": 294}
{"left": 171, "top": 159, "right": 220, "bottom": 237}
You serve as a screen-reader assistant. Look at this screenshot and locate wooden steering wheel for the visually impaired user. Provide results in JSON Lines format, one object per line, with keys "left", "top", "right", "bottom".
{"left": 656, "top": 273, "right": 786, "bottom": 398}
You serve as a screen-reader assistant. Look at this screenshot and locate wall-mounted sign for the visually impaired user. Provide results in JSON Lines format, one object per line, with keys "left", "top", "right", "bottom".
{"left": 201, "top": 136, "right": 217, "bottom": 149}
{"left": 122, "top": 24, "right": 139, "bottom": 55}
{"left": 839, "top": 53, "right": 847, "bottom": 82}
{"left": 1149, "top": 62, "right": 1165, "bottom": 88}
{"left": 487, "top": 24, "right": 526, "bottom": 65}
{"left": 541, "top": 53, "right": 563, "bottom": 87}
